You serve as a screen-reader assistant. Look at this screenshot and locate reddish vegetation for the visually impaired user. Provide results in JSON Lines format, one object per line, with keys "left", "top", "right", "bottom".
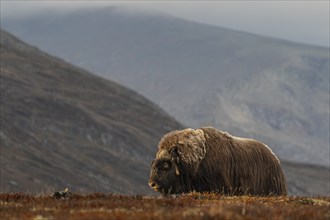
{"left": 1, "top": 192, "right": 329, "bottom": 220}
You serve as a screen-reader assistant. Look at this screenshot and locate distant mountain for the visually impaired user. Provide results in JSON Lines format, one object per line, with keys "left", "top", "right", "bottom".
{"left": 0, "top": 29, "right": 183, "bottom": 194}
{"left": 3, "top": 7, "right": 328, "bottom": 167}
{"left": 0, "top": 30, "right": 329, "bottom": 196}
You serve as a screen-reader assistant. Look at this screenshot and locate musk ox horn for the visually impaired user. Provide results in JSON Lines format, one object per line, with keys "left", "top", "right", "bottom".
{"left": 170, "top": 147, "right": 181, "bottom": 176}
{"left": 174, "top": 164, "right": 180, "bottom": 176}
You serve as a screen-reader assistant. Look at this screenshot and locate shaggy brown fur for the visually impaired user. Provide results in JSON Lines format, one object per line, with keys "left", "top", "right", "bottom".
{"left": 149, "top": 127, "right": 288, "bottom": 196}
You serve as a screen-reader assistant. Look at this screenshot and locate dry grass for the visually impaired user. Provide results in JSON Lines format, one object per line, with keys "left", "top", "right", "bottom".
{"left": 1, "top": 192, "right": 329, "bottom": 220}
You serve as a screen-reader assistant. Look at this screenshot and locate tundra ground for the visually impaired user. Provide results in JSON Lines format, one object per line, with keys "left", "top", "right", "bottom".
{"left": 1, "top": 192, "right": 329, "bottom": 220}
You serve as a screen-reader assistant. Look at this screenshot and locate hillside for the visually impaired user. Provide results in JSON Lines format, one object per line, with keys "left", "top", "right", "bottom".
{"left": 2, "top": 7, "right": 329, "bottom": 167}
{"left": 0, "top": 30, "right": 329, "bottom": 196}
{"left": 0, "top": 29, "right": 183, "bottom": 194}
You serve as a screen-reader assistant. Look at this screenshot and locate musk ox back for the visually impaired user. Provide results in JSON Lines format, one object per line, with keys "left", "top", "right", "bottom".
{"left": 148, "top": 127, "right": 287, "bottom": 196}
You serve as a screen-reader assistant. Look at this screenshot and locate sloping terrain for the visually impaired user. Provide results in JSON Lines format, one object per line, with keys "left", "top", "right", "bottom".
{"left": 0, "top": 29, "right": 182, "bottom": 194}
{"left": 3, "top": 7, "right": 328, "bottom": 166}
{"left": 0, "top": 30, "right": 328, "bottom": 196}
{"left": 282, "top": 162, "right": 329, "bottom": 196}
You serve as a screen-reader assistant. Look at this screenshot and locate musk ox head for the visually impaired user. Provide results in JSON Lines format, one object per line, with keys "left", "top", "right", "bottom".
{"left": 148, "top": 128, "right": 206, "bottom": 195}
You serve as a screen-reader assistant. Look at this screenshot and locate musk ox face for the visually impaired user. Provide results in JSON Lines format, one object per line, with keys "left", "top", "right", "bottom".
{"left": 148, "top": 157, "right": 179, "bottom": 195}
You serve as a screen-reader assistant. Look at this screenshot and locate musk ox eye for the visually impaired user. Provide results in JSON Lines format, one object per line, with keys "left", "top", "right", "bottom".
{"left": 162, "top": 161, "right": 170, "bottom": 169}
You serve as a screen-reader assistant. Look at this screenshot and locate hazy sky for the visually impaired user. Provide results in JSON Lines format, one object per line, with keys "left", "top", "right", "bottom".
{"left": 1, "top": 1, "right": 329, "bottom": 47}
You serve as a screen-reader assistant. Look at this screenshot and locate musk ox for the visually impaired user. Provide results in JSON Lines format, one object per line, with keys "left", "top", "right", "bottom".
{"left": 148, "top": 127, "right": 287, "bottom": 196}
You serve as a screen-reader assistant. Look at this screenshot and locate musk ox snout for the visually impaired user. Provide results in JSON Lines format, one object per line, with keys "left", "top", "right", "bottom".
{"left": 148, "top": 181, "right": 157, "bottom": 189}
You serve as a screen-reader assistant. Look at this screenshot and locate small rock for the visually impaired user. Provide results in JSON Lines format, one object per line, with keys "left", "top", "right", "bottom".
{"left": 51, "top": 188, "right": 72, "bottom": 199}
